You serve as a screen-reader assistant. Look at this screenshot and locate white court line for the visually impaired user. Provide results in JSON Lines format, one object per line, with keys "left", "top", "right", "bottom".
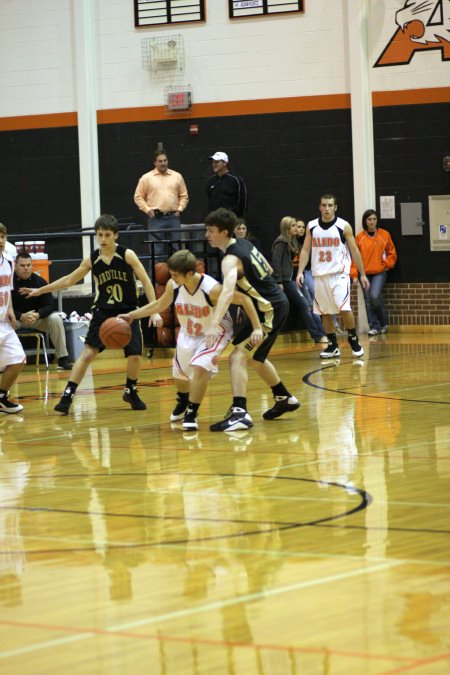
{"left": 0, "top": 559, "right": 402, "bottom": 659}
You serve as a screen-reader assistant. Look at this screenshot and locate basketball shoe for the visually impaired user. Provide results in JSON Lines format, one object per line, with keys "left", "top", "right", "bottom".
{"left": 54, "top": 388, "right": 73, "bottom": 414}
{"left": 182, "top": 407, "right": 199, "bottom": 431}
{"left": 320, "top": 343, "right": 340, "bottom": 359}
{"left": 210, "top": 407, "right": 253, "bottom": 432}
{"left": 348, "top": 335, "right": 364, "bottom": 358}
{"left": 0, "top": 394, "right": 23, "bottom": 414}
{"left": 170, "top": 395, "right": 188, "bottom": 421}
{"left": 123, "top": 386, "right": 147, "bottom": 410}
{"left": 263, "top": 396, "right": 300, "bottom": 420}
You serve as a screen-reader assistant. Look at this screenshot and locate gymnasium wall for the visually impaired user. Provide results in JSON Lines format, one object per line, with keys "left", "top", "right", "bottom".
{"left": 0, "top": 1, "right": 449, "bottom": 320}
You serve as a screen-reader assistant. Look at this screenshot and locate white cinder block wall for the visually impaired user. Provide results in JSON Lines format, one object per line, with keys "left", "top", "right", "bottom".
{"left": 1, "top": 0, "right": 449, "bottom": 119}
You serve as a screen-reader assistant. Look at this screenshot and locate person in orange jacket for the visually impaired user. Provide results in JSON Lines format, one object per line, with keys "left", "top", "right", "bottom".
{"left": 351, "top": 209, "right": 397, "bottom": 335}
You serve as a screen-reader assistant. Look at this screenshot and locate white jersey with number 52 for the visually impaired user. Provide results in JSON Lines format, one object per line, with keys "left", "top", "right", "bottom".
{"left": 174, "top": 273, "right": 232, "bottom": 338}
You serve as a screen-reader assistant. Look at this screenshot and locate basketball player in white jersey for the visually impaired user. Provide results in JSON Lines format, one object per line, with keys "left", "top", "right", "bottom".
{"left": 0, "top": 223, "right": 26, "bottom": 413}
{"left": 119, "top": 250, "right": 263, "bottom": 431}
{"left": 296, "top": 194, "right": 369, "bottom": 358}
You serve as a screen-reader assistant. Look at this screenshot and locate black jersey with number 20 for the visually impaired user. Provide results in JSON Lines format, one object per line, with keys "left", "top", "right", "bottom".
{"left": 91, "top": 244, "right": 139, "bottom": 313}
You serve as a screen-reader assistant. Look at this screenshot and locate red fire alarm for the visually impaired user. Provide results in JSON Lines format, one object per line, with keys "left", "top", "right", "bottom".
{"left": 189, "top": 124, "right": 199, "bottom": 135}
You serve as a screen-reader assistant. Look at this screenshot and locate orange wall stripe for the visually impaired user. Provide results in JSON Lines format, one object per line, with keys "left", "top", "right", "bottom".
{"left": 96, "top": 94, "right": 351, "bottom": 124}
{"left": 372, "top": 86, "right": 450, "bottom": 107}
{"left": 0, "top": 87, "right": 449, "bottom": 131}
{"left": 0, "top": 111, "right": 77, "bottom": 131}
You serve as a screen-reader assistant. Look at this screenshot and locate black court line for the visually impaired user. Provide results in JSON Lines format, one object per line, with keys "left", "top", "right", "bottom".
{"left": 0, "top": 473, "right": 371, "bottom": 555}
{"left": 302, "top": 358, "right": 450, "bottom": 405}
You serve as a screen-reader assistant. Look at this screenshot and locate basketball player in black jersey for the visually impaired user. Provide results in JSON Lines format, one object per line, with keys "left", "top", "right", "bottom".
{"left": 204, "top": 208, "right": 300, "bottom": 432}
{"left": 26, "top": 214, "right": 162, "bottom": 414}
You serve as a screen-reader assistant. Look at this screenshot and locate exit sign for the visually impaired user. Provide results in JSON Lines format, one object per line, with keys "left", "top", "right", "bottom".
{"left": 167, "top": 91, "right": 191, "bottom": 111}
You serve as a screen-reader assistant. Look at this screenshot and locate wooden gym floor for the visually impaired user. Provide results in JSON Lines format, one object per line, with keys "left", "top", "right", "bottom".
{"left": 0, "top": 331, "right": 449, "bottom": 674}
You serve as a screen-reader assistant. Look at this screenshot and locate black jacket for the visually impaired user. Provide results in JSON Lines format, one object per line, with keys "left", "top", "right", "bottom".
{"left": 206, "top": 171, "right": 248, "bottom": 216}
{"left": 12, "top": 272, "right": 55, "bottom": 320}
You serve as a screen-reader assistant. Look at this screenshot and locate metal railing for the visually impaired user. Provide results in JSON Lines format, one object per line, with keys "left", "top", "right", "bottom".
{"left": 9, "top": 225, "right": 221, "bottom": 289}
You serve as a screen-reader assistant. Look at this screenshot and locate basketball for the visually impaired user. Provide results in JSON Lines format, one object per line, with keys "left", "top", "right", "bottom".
{"left": 160, "top": 308, "right": 173, "bottom": 326}
{"left": 155, "top": 262, "right": 170, "bottom": 285}
{"left": 155, "top": 284, "right": 165, "bottom": 299}
{"left": 156, "top": 326, "right": 174, "bottom": 346}
{"left": 99, "top": 317, "right": 132, "bottom": 349}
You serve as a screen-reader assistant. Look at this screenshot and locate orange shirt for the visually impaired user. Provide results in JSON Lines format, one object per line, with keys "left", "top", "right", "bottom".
{"left": 134, "top": 168, "right": 189, "bottom": 215}
{"left": 350, "top": 228, "right": 397, "bottom": 278}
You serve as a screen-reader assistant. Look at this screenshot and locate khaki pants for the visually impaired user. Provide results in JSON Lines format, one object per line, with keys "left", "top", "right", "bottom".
{"left": 16, "top": 313, "right": 69, "bottom": 359}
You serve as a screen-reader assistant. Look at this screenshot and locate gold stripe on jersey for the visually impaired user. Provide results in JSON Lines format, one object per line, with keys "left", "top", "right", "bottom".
{"left": 236, "top": 277, "right": 275, "bottom": 331}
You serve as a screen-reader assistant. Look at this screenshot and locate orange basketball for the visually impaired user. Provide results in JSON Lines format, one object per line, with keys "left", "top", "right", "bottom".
{"left": 160, "top": 308, "right": 173, "bottom": 326}
{"left": 156, "top": 326, "right": 174, "bottom": 346}
{"left": 99, "top": 317, "right": 132, "bottom": 349}
{"left": 155, "top": 262, "right": 170, "bottom": 285}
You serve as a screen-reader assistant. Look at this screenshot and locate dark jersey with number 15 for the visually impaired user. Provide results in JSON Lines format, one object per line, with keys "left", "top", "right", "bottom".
{"left": 91, "top": 244, "right": 139, "bottom": 313}
{"left": 225, "top": 238, "right": 285, "bottom": 316}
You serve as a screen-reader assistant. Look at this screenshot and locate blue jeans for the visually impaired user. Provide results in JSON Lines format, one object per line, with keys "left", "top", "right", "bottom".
{"left": 303, "top": 269, "right": 315, "bottom": 300}
{"left": 148, "top": 214, "right": 181, "bottom": 262}
{"left": 363, "top": 272, "right": 388, "bottom": 330}
{"left": 283, "top": 280, "right": 326, "bottom": 341}
{"left": 301, "top": 270, "right": 327, "bottom": 337}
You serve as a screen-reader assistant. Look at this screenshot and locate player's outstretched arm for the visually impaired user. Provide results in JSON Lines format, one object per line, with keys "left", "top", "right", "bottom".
{"left": 25, "top": 258, "right": 92, "bottom": 298}
{"left": 125, "top": 248, "right": 163, "bottom": 326}
{"left": 118, "top": 281, "right": 175, "bottom": 323}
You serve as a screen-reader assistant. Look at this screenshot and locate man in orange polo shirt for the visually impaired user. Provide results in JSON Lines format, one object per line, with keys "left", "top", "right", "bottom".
{"left": 134, "top": 149, "right": 189, "bottom": 263}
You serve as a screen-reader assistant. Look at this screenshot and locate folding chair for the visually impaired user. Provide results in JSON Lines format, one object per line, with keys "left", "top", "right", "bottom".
{"left": 16, "top": 329, "right": 49, "bottom": 368}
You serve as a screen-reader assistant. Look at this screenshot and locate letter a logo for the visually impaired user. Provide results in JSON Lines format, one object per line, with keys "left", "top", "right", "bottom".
{"left": 375, "top": 0, "right": 450, "bottom": 67}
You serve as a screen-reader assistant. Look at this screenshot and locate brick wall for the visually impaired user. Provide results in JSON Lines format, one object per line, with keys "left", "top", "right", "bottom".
{"left": 351, "top": 283, "right": 450, "bottom": 328}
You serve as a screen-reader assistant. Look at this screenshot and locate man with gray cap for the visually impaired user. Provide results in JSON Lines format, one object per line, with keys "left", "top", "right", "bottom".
{"left": 206, "top": 151, "right": 247, "bottom": 217}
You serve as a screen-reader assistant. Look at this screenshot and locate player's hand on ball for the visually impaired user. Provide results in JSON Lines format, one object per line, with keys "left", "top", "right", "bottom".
{"left": 117, "top": 313, "right": 133, "bottom": 324}
{"left": 150, "top": 313, "right": 163, "bottom": 328}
